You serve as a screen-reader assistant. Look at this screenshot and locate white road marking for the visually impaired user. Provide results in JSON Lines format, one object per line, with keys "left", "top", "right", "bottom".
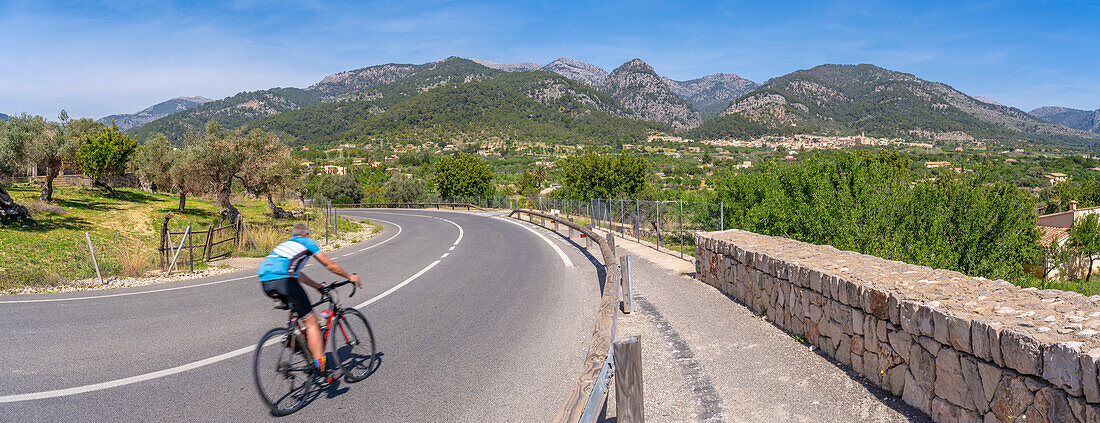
{"left": 0, "top": 212, "right": 461, "bottom": 403}
{"left": 0, "top": 218, "right": 405, "bottom": 305}
{"left": 441, "top": 253, "right": 449, "bottom": 258}
{"left": 495, "top": 216, "right": 574, "bottom": 268}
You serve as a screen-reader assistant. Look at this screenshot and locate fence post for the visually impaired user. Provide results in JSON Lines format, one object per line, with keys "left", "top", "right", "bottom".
{"left": 636, "top": 200, "right": 641, "bottom": 242}
{"left": 204, "top": 224, "right": 215, "bottom": 261}
{"left": 614, "top": 336, "right": 644, "bottom": 423}
{"left": 679, "top": 200, "right": 684, "bottom": 259}
{"left": 621, "top": 255, "right": 634, "bottom": 314}
{"left": 188, "top": 225, "right": 194, "bottom": 272}
{"left": 85, "top": 232, "right": 102, "bottom": 284}
{"left": 655, "top": 201, "right": 660, "bottom": 252}
{"left": 720, "top": 201, "right": 724, "bottom": 231}
{"left": 159, "top": 214, "right": 171, "bottom": 270}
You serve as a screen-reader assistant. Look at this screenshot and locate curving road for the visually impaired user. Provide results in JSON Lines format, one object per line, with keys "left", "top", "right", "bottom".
{"left": 0, "top": 210, "right": 600, "bottom": 422}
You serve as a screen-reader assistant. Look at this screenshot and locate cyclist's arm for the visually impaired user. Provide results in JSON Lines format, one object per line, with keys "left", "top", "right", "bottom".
{"left": 314, "top": 252, "right": 361, "bottom": 286}
{"left": 298, "top": 272, "right": 324, "bottom": 290}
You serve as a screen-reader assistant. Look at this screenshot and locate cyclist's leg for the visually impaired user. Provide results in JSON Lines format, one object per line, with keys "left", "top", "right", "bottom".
{"left": 265, "top": 278, "right": 324, "bottom": 369}
{"left": 300, "top": 313, "right": 325, "bottom": 369}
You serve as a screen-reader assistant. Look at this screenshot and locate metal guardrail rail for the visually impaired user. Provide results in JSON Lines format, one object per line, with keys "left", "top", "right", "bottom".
{"left": 332, "top": 202, "right": 490, "bottom": 211}
{"left": 510, "top": 209, "right": 621, "bottom": 423}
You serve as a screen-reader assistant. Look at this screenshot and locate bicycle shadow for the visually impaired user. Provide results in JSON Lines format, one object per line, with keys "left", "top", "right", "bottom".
{"left": 271, "top": 351, "right": 385, "bottom": 417}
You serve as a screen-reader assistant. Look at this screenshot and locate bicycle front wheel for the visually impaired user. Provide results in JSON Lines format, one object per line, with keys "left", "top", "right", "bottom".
{"left": 330, "top": 309, "right": 378, "bottom": 382}
{"left": 253, "top": 327, "right": 315, "bottom": 415}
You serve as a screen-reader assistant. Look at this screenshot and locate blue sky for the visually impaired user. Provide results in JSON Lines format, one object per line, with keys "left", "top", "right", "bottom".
{"left": 2, "top": 0, "right": 1098, "bottom": 119}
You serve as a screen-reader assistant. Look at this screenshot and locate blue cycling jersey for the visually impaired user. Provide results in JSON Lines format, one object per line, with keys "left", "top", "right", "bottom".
{"left": 258, "top": 236, "right": 321, "bottom": 281}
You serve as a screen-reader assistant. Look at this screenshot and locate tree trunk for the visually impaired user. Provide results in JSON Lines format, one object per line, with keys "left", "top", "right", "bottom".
{"left": 93, "top": 177, "right": 115, "bottom": 196}
{"left": 267, "top": 192, "right": 294, "bottom": 219}
{"left": 178, "top": 191, "right": 187, "bottom": 213}
{"left": 216, "top": 176, "right": 239, "bottom": 225}
{"left": 40, "top": 162, "right": 60, "bottom": 203}
{"left": 0, "top": 183, "right": 31, "bottom": 222}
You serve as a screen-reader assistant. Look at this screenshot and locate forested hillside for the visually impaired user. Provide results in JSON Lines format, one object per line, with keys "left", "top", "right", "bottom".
{"left": 709, "top": 64, "right": 1100, "bottom": 147}
{"left": 129, "top": 88, "right": 319, "bottom": 141}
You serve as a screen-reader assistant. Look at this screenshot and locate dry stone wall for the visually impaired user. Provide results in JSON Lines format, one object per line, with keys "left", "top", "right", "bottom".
{"left": 694, "top": 229, "right": 1100, "bottom": 423}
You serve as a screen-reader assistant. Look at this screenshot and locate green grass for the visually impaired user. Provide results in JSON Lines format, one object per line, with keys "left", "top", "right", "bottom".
{"left": 0, "top": 183, "right": 351, "bottom": 291}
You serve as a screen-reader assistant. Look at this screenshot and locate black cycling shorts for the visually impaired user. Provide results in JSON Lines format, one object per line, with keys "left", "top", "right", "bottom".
{"left": 262, "top": 277, "right": 313, "bottom": 318}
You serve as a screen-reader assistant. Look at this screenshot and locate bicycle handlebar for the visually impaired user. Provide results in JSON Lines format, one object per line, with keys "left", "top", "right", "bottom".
{"left": 318, "top": 274, "right": 358, "bottom": 297}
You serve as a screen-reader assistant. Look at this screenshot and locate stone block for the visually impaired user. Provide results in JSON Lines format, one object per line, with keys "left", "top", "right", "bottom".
{"left": 888, "top": 294, "right": 902, "bottom": 326}
{"left": 901, "top": 300, "right": 921, "bottom": 335}
{"left": 1042, "top": 341, "right": 1084, "bottom": 397}
{"left": 961, "top": 355, "right": 990, "bottom": 413}
{"left": 852, "top": 334, "right": 865, "bottom": 356}
{"left": 809, "top": 269, "right": 823, "bottom": 292}
{"left": 885, "top": 363, "right": 907, "bottom": 396}
{"left": 1028, "top": 386, "right": 1076, "bottom": 423}
{"left": 990, "top": 375, "right": 1034, "bottom": 422}
{"left": 869, "top": 288, "right": 890, "bottom": 320}
{"left": 948, "top": 313, "right": 973, "bottom": 354}
{"left": 933, "top": 397, "right": 961, "bottom": 423}
{"left": 934, "top": 308, "right": 953, "bottom": 346}
{"left": 852, "top": 308, "right": 866, "bottom": 335}
{"left": 910, "top": 343, "right": 937, "bottom": 395}
{"left": 852, "top": 351, "right": 864, "bottom": 376}
{"left": 977, "top": 361, "right": 1003, "bottom": 406}
{"left": 1082, "top": 348, "right": 1100, "bottom": 403}
{"left": 937, "top": 347, "right": 974, "bottom": 410}
{"left": 889, "top": 329, "right": 914, "bottom": 359}
{"left": 1001, "top": 329, "right": 1043, "bottom": 376}
{"left": 833, "top": 335, "right": 847, "bottom": 362}
{"left": 904, "top": 368, "right": 934, "bottom": 414}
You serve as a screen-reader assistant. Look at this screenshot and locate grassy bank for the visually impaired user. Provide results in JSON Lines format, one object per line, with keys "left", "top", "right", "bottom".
{"left": 0, "top": 182, "right": 364, "bottom": 292}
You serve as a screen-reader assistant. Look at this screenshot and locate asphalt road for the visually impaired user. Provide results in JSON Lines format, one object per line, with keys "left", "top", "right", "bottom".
{"left": 0, "top": 210, "right": 600, "bottom": 422}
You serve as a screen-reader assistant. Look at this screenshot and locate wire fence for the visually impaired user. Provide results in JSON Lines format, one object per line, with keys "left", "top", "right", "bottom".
{"left": 531, "top": 197, "right": 725, "bottom": 259}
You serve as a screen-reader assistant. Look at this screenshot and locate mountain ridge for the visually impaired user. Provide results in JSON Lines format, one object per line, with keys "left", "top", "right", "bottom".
{"left": 602, "top": 59, "right": 702, "bottom": 131}
{"left": 705, "top": 63, "right": 1099, "bottom": 146}
{"left": 1030, "top": 106, "right": 1100, "bottom": 133}
{"left": 540, "top": 57, "right": 609, "bottom": 86}
{"left": 663, "top": 73, "right": 758, "bottom": 118}
{"left": 98, "top": 96, "right": 212, "bottom": 131}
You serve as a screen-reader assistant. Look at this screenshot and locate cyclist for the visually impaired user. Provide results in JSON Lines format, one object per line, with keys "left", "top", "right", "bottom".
{"left": 258, "top": 223, "right": 361, "bottom": 384}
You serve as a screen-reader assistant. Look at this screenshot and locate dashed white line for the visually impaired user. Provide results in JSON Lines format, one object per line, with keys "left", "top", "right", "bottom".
{"left": 0, "top": 212, "right": 462, "bottom": 403}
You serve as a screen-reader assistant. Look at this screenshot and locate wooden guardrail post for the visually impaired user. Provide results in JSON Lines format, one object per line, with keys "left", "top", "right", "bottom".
{"left": 585, "top": 223, "right": 592, "bottom": 249}
{"left": 607, "top": 231, "right": 616, "bottom": 256}
{"left": 614, "top": 336, "right": 644, "bottom": 423}
{"left": 568, "top": 217, "right": 574, "bottom": 238}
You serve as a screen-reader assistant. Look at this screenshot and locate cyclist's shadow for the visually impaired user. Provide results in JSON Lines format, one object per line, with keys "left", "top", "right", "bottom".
{"left": 284, "top": 352, "right": 386, "bottom": 415}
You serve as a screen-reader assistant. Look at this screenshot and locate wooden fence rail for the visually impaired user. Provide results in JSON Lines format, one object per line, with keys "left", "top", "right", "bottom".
{"left": 158, "top": 215, "right": 244, "bottom": 272}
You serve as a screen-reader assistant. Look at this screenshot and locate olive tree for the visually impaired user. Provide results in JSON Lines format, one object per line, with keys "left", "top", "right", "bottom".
{"left": 237, "top": 130, "right": 298, "bottom": 218}
{"left": 0, "top": 115, "right": 40, "bottom": 221}
{"left": 433, "top": 152, "right": 493, "bottom": 197}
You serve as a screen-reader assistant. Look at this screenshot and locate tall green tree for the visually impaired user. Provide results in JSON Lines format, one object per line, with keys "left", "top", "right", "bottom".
{"left": 1070, "top": 214, "right": 1100, "bottom": 286}
{"left": 558, "top": 151, "right": 649, "bottom": 200}
{"left": 433, "top": 153, "right": 493, "bottom": 197}
{"left": 383, "top": 174, "right": 426, "bottom": 203}
{"left": 77, "top": 123, "right": 137, "bottom": 195}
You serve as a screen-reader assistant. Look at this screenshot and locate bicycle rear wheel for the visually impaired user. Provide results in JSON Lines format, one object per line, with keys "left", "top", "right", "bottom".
{"left": 330, "top": 309, "right": 378, "bottom": 382}
{"left": 253, "top": 327, "right": 315, "bottom": 415}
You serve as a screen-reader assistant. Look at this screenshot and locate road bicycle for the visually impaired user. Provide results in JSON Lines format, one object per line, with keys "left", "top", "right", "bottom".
{"left": 252, "top": 279, "right": 378, "bottom": 416}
